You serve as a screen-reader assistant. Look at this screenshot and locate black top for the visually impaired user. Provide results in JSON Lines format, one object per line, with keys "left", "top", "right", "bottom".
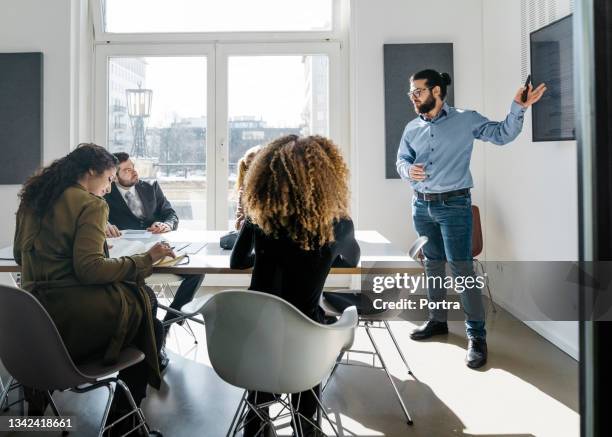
{"left": 230, "top": 218, "right": 361, "bottom": 322}
{"left": 104, "top": 180, "right": 179, "bottom": 231}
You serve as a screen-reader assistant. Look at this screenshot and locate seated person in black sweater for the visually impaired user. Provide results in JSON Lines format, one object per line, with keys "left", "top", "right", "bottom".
{"left": 230, "top": 134, "right": 360, "bottom": 437}
{"left": 104, "top": 153, "right": 205, "bottom": 345}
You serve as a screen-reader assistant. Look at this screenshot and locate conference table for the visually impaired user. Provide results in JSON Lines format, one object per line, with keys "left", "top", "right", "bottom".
{"left": 0, "top": 230, "right": 422, "bottom": 275}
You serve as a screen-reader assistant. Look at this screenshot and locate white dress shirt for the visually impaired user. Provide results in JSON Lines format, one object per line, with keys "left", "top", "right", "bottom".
{"left": 116, "top": 184, "right": 145, "bottom": 218}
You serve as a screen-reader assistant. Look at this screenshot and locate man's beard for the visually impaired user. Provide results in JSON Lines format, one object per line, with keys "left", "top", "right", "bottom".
{"left": 415, "top": 94, "right": 436, "bottom": 114}
{"left": 117, "top": 176, "right": 137, "bottom": 188}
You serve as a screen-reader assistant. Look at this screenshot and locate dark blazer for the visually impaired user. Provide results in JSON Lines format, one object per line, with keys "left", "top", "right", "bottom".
{"left": 104, "top": 180, "right": 179, "bottom": 231}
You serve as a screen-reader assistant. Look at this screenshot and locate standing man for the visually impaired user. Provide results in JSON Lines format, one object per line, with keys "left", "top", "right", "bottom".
{"left": 105, "top": 152, "right": 205, "bottom": 367}
{"left": 396, "top": 69, "right": 546, "bottom": 368}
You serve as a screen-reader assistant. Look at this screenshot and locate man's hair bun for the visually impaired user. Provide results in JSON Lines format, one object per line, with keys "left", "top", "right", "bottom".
{"left": 440, "top": 72, "right": 452, "bottom": 86}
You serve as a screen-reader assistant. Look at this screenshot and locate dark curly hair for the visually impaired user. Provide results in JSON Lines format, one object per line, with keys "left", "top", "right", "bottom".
{"left": 18, "top": 143, "right": 118, "bottom": 217}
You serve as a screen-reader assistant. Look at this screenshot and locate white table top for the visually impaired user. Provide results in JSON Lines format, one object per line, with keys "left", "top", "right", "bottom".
{"left": 0, "top": 230, "right": 421, "bottom": 274}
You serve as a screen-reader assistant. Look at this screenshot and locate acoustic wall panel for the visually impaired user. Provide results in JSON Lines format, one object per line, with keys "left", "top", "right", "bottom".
{"left": 0, "top": 52, "right": 43, "bottom": 184}
{"left": 383, "top": 43, "right": 454, "bottom": 179}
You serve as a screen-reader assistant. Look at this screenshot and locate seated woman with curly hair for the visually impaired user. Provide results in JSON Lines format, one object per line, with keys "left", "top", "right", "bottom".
{"left": 230, "top": 134, "right": 360, "bottom": 436}
{"left": 13, "top": 144, "right": 174, "bottom": 436}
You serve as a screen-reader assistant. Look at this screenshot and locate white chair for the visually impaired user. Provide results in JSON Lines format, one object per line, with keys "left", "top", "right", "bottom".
{"left": 184, "top": 289, "right": 358, "bottom": 436}
{"left": 319, "top": 236, "right": 429, "bottom": 426}
{"left": 408, "top": 236, "right": 428, "bottom": 265}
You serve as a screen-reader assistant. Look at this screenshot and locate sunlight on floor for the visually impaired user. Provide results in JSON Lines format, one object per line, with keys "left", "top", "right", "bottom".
{"left": 157, "top": 289, "right": 580, "bottom": 437}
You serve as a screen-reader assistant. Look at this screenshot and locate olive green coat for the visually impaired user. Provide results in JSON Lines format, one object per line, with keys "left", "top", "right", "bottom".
{"left": 13, "top": 185, "right": 161, "bottom": 389}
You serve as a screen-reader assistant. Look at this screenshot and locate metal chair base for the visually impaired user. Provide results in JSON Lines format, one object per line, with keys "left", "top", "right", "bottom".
{"left": 155, "top": 283, "right": 201, "bottom": 344}
{"left": 227, "top": 389, "right": 340, "bottom": 437}
{"left": 72, "top": 377, "right": 156, "bottom": 437}
{"left": 324, "top": 321, "right": 414, "bottom": 426}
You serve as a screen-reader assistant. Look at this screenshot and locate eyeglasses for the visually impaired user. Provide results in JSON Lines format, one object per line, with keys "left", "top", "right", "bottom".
{"left": 407, "top": 87, "right": 432, "bottom": 99}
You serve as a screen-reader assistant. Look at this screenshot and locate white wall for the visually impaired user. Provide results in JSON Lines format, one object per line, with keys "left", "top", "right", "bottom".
{"left": 350, "top": 0, "right": 486, "bottom": 252}
{"left": 482, "top": 0, "right": 579, "bottom": 358}
{"left": 0, "top": 0, "right": 72, "bottom": 246}
{"left": 351, "top": 0, "right": 578, "bottom": 358}
{"left": 0, "top": 0, "right": 91, "bottom": 247}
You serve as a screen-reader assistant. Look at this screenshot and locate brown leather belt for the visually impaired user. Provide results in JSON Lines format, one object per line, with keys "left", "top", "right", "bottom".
{"left": 415, "top": 188, "right": 470, "bottom": 201}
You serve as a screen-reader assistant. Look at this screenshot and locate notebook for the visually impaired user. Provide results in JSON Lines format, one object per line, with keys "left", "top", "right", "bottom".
{"left": 108, "top": 238, "right": 187, "bottom": 267}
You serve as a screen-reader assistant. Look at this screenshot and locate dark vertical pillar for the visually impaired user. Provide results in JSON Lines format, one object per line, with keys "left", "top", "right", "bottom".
{"left": 577, "top": 0, "right": 612, "bottom": 436}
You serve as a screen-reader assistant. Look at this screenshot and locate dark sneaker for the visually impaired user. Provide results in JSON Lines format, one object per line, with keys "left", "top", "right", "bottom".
{"left": 410, "top": 320, "right": 449, "bottom": 340}
{"left": 465, "top": 338, "right": 488, "bottom": 369}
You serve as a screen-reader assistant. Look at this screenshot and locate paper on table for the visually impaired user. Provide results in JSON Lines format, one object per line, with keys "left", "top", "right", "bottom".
{"left": 108, "top": 237, "right": 186, "bottom": 267}
{"left": 0, "top": 245, "right": 14, "bottom": 260}
{"left": 121, "top": 229, "right": 153, "bottom": 240}
{"left": 108, "top": 238, "right": 156, "bottom": 258}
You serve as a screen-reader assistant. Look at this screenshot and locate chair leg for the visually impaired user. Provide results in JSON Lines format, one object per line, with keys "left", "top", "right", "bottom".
{"left": 383, "top": 321, "right": 413, "bottom": 375}
{"left": 18, "top": 383, "right": 25, "bottom": 417}
{"left": 241, "top": 397, "right": 275, "bottom": 437}
{"left": 98, "top": 383, "right": 115, "bottom": 437}
{"left": 181, "top": 318, "right": 199, "bottom": 344}
{"left": 309, "top": 389, "right": 340, "bottom": 437}
{"left": 226, "top": 390, "right": 248, "bottom": 437}
{"left": 322, "top": 358, "right": 341, "bottom": 393}
{"left": 47, "top": 391, "right": 70, "bottom": 436}
{"left": 1, "top": 378, "right": 22, "bottom": 415}
{"left": 288, "top": 398, "right": 301, "bottom": 437}
{"left": 165, "top": 283, "right": 199, "bottom": 344}
{"left": 475, "top": 260, "right": 497, "bottom": 313}
{"left": 0, "top": 377, "right": 8, "bottom": 411}
{"left": 115, "top": 379, "right": 152, "bottom": 435}
{"left": 365, "top": 325, "right": 413, "bottom": 425}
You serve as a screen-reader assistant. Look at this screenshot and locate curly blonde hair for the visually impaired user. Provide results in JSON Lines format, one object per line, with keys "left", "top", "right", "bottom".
{"left": 243, "top": 135, "right": 350, "bottom": 250}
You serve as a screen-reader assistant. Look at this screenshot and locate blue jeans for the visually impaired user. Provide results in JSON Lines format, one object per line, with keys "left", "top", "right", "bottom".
{"left": 412, "top": 193, "right": 486, "bottom": 339}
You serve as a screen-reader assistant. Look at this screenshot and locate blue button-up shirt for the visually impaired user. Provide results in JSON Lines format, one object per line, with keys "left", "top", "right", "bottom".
{"left": 396, "top": 101, "right": 526, "bottom": 193}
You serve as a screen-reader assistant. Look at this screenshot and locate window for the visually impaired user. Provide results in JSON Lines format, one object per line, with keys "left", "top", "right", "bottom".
{"left": 226, "top": 55, "right": 330, "bottom": 227}
{"left": 94, "top": 36, "right": 343, "bottom": 231}
{"left": 106, "top": 56, "right": 208, "bottom": 230}
{"left": 103, "top": 0, "right": 333, "bottom": 33}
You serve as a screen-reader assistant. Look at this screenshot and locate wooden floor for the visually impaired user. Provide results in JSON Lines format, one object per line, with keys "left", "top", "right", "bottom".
{"left": 0, "top": 287, "right": 579, "bottom": 437}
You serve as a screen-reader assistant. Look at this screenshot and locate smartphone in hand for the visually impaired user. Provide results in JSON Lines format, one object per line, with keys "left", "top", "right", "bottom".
{"left": 521, "top": 74, "right": 531, "bottom": 103}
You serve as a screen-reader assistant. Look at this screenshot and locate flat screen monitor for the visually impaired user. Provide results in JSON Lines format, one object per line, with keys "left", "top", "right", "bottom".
{"left": 530, "top": 14, "right": 575, "bottom": 142}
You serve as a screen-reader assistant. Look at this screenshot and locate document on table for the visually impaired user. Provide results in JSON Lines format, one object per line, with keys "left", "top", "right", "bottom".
{"left": 121, "top": 229, "right": 153, "bottom": 240}
{"left": 107, "top": 237, "right": 188, "bottom": 267}
{"left": 0, "top": 245, "right": 14, "bottom": 260}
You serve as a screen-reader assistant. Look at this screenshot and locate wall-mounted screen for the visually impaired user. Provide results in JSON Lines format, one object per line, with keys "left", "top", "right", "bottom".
{"left": 530, "top": 15, "right": 575, "bottom": 142}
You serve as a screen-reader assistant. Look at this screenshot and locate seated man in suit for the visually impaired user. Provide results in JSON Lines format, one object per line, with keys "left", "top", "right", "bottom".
{"left": 104, "top": 152, "right": 205, "bottom": 365}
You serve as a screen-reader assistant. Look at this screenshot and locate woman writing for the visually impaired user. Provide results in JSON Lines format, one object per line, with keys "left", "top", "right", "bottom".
{"left": 13, "top": 143, "right": 173, "bottom": 436}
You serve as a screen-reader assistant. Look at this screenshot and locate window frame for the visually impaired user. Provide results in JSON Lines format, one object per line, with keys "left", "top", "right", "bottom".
{"left": 94, "top": 43, "right": 217, "bottom": 228}
{"left": 94, "top": 41, "right": 344, "bottom": 229}
{"left": 215, "top": 42, "right": 343, "bottom": 227}
{"left": 91, "top": 0, "right": 343, "bottom": 43}
{"left": 91, "top": 0, "right": 349, "bottom": 230}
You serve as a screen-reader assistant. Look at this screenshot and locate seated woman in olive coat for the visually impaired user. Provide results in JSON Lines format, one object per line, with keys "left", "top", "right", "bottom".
{"left": 13, "top": 144, "right": 174, "bottom": 435}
